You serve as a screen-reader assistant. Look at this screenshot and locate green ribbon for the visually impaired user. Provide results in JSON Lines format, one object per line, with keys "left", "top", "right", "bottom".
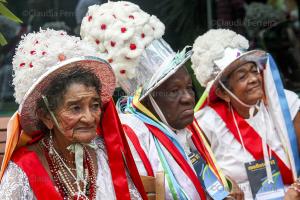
{"left": 67, "top": 142, "right": 97, "bottom": 182}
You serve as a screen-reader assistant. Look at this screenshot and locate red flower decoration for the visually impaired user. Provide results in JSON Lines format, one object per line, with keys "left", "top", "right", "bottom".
{"left": 30, "top": 50, "right": 36, "bottom": 55}
{"left": 101, "top": 24, "right": 107, "bottom": 30}
{"left": 129, "top": 15, "right": 134, "bottom": 19}
{"left": 29, "top": 62, "right": 33, "bottom": 68}
{"left": 130, "top": 43, "right": 136, "bottom": 50}
{"left": 42, "top": 51, "right": 46, "bottom": 55}
{"left": 58, "top": 53, "right": 66, "bottom": 61}
{"left": 120, "top": 69, "right": 126, "bottom": 74}
{"left": 95, "top": 39, "right": 100, "bottom": 45}
{"left": 141, "top": 33, "right": 145, "bottom": 38}
{"left": 88, "top": 16, "right": 93, "bottom": 22}
{"left": 108, "top": 58, "right": 113, "bottom": 63}
{"left": 110, "top": 41, "right": 116, "bottom": 47}
{"left": 19, "top": 63, "right": 25, "bottom": 67}
{"left": 121, "top": 27, "right": 127, "bottom": 33}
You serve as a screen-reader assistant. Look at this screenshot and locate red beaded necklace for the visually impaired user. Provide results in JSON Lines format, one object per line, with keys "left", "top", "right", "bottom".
{"left": 40, "top": 137, "right": 97, "bottom": 200}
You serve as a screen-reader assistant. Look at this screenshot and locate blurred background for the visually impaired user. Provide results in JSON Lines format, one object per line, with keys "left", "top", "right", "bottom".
{"left": 0, "top": 0, "right": 300, "bottom": 116}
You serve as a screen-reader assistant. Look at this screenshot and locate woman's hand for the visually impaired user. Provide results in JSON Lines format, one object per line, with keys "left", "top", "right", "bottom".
{"left": 225, "top": 177, "right": 244, "bottom": 200}
{"left": 284, "top": 181, "right": 300, "bottom": 200}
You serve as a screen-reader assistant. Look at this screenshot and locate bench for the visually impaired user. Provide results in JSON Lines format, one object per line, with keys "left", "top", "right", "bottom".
{"left": 141, "top": 172, "right": 165, "bottom": 200}
{"left": 0, "top": 117, "right": 9, "bottom": 166}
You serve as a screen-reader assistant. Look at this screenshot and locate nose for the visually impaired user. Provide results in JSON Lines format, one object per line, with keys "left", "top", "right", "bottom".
{"left": 248, "top": 72, "right": 260, "bottom": 84}
{"left": 81, "top": 108, "right": 95, "bottom": 124}
{"left": 180, "top": 89, "right": 195, "bottom": 105}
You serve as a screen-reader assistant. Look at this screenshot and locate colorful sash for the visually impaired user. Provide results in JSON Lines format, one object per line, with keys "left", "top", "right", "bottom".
{"left": 12, "top": 147, "right": 63, "bottom": 200}
{"left": 145, "top": 124, "right": 207, "bottom": 200}
{"left": 211, "top": 101, "right": 294, "bottom": 184}
{"left": 119, "top": 90, "right": 229, "bottom": 199}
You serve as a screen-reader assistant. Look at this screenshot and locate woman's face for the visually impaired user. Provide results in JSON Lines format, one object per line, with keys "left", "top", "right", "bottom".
{"left": 52, "top": 82, "right": 101, "bottom": 143}
{"left": 227, "top": 62, "right": 264, "bottom": 105}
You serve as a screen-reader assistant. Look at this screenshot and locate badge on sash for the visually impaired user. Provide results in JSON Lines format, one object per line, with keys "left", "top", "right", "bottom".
{"left": 189, "top": 151, "right": 229, "bottom": 199}
{"left": 245, "top": 158, "right": 285, "bottom": 200}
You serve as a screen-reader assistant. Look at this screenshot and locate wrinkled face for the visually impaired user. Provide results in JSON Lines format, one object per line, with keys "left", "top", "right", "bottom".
{"left": 227, "top": 62, "right": 264, "bottom": 105}
{"left": 53, "top": 83, "right": 101, "bottom": 143}
{"left": 151, "top": 67, "right": 195, "bottom": 129}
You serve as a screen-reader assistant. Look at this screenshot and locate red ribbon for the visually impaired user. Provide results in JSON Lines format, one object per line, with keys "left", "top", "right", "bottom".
{"left": 100, "top": 100, "right": 147, "bottom": 200}
{"left": 211, "top": 102, "right": 294, "bottom": 184}
{"left": 123, "top": 124, "right": 154, "bottom": 177}
{"left": 12, "top": 147, "right": 63, "bottom": 200}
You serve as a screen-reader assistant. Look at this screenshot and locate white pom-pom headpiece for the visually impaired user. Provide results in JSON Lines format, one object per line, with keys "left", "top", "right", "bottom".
{"left": 191, "top": 29, "right": 250, "bottom": 87}
{"left": 80, "top": 1, "right": 170, "bottom": 95}
{"left": 13, "top": 29, "right": 101, "bottom": 103}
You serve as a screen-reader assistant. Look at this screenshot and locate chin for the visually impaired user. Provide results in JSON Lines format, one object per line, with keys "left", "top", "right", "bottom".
{"left": 173, "top": 116, "right": 194, "bottom": 130}
{"left": 246, "top": 91, "right": 264, "bottom": 104}
{"left": 74, "top": 132, "right": 97, "bottom": 144}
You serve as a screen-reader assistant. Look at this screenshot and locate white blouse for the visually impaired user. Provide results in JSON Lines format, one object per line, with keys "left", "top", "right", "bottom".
{"left": 0, "top": 137, "right": 142, "bottom": 200}
{"left": 195, "top": 90, "right": 300, "bottom": 200}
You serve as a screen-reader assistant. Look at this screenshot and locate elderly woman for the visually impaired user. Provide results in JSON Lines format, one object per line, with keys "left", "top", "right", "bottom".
{"left": 192, "top": 29, "right": 300, "bottom": 200}
{"left": 0, "top": 29, "right": 146, "bottom": 200}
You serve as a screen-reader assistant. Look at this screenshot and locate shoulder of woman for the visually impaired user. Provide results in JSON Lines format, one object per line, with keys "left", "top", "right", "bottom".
{"left": 195, "top": 106, "right": 223, "bottom": 128}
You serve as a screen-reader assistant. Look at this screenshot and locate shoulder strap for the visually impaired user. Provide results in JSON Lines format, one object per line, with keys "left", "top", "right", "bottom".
{"left": 122, "top": 124, "right": 154, "bottom": 177}
{"left": 211, "top": 102, "right": 294, "bottom": 184}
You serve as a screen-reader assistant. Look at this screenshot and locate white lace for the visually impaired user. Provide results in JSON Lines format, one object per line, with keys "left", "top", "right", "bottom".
{"left": 0, "top": 162, "right": 36, "bottom": 200}
{"left": 0, "top": 137, "right": 142, "bottom": 200}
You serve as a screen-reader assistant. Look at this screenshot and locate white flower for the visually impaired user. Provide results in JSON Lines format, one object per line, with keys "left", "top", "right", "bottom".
{"left": 149, "top": 16, "right": 165, "bottom": 39}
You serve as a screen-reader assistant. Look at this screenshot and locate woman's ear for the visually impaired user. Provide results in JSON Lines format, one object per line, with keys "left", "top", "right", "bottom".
{"left": 37, "top": 109, "right": 54, "bottom": 130}
{"left": 215, "top": 87, "right": 231, "bottom": 103}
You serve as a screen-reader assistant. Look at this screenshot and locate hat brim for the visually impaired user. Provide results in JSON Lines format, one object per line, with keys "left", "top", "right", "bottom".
{"left": 208, "top": 50, "right": 267, "bottom": 101}
{"left": 19, "top": 56, "right": 116, "bottom": 134}
{"left": 139, "top": 50, "right": 192, "bottom": 101}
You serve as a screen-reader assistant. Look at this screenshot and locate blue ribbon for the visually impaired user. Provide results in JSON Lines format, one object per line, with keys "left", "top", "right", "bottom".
{"left": 268, "top": 54, "right": 300, "bottom": 175}
{"left": 154, "top": 138, "right": 190, "bottom": 200}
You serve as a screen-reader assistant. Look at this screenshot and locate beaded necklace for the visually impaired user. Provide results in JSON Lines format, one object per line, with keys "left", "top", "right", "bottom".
{"left": 40, "top": 136, "right": 97, "bottom": 200}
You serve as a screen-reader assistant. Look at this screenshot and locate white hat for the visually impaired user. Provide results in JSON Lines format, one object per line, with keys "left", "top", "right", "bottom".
{"left": 12, "top": 29, "right": 116, "bottom": 134}
{"left": 191, "top": 29, "right": 267, "bottom": 94}
{"left": 80, "top": 1, "right": 191, "bottom": 99}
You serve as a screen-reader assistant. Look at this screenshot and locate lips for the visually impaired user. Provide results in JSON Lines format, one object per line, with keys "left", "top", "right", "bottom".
{"left": 180, "top": 108, "right": 194, "bottom": 117}
{"left": 75, "top": 126, "right": 96, "bottom": 132}
{"left": 248, "top": 84, "right": 261, "bottom": 93}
